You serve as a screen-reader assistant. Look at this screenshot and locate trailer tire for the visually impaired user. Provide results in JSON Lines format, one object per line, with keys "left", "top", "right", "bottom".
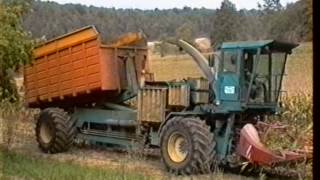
{"left": 160, "top": 117, "right": 216, "bottom": 175}
{"left": 36, "top": 108, "right": 76, "bottom": 153}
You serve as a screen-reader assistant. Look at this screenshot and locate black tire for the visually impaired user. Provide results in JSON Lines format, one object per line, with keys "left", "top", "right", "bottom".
{"left": 160, "top": 116, "right": 216, "bottom": 175}
{"left": 36, "top": 108, "right": 76, "bottom": 153}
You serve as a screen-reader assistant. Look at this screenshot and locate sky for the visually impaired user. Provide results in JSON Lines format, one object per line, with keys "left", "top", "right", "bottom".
{"left": 42, "top": 0, "right": 299, "bottom": 10}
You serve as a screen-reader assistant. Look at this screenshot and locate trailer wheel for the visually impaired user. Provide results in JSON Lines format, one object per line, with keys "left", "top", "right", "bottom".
{"left": 160, "top": 117, "right": 216, "bottom": 174}
{"left": 36, "top": 108, "right": 76, "bottom": 153}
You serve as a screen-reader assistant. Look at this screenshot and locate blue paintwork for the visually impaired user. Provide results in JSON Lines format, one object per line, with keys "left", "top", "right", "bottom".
{"left": 219, "top": 73, "right": 239, "bottom": 101}
{"left": 221, "top": 40, "right": 274, "bottom": 49}
{"left": 73, "top": 108, "right": 138, "bottom": 148}
{"left": 74, "top": 108, "right": 137, "bottom": 128}
{"left": 216, "top": 73, "right": 243, "bottom": 112}
{"left": 220, "top": 40, "right": 298, "bottom": 53}
{"left": 220, "top": 101, "right": 243, "bottom": 112}
{"left": 214, "top": 117, "right": 235, "bottom": 160}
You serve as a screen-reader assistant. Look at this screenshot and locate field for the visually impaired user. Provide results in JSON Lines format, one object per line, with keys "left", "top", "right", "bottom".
{"left": 0, "top": 42, "right": 313, "bottom": 179}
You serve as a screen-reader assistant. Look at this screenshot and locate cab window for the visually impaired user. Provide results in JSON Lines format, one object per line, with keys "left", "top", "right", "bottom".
{"left": 222, "top": 50, "right": 237, "bottom": 73}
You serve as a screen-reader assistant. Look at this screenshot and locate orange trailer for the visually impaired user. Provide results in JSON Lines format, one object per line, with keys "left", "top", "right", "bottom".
{"left": 24, "top": 25, "right": 151, "bottom": 108}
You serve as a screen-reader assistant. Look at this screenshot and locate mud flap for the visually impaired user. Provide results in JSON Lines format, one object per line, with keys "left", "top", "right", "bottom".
{"left": 236, "top": 123, "right": 306, "bottom": 166}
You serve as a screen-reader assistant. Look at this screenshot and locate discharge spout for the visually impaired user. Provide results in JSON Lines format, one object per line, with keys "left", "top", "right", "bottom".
{"left": 171, "top": 39, "right": 215, "bottom": 83}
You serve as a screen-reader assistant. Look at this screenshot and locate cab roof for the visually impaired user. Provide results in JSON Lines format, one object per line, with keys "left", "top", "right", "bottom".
{"left": 220, "top": 40, "right": 298, "bottom": 53}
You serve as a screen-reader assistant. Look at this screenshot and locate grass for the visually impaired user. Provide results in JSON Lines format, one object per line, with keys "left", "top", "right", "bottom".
{"left": 150, "top": 54, "right": 203, "bottom": 81}
{"left": 0, "top": 149, "right": 151, "bottom": 180}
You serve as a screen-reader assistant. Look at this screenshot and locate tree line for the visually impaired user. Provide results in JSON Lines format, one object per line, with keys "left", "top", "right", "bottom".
{"left": 22, "top": 0, "right": 312, "bottom": 47}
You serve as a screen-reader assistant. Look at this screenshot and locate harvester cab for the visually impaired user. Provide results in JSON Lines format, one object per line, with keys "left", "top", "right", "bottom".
{"left": 172, "top": 39, "right": 305, "bottom": 171}
{"left": 215, "top": 40, "right": 299, "bottom": 113}
{"left": 172, "top": 39, "right": 298, "bottom": 114}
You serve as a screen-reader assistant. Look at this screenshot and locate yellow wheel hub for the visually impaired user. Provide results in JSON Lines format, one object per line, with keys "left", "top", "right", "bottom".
{"left": 40, "top": 121, "right": 53, "bottom": 144}
{"left": 167, "top": 132, "right": 189, "bottom": 163}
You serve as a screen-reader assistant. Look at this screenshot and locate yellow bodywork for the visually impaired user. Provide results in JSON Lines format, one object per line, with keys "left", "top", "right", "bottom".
{"left": 109, "top": 32, "right": 145, "bottom": 47}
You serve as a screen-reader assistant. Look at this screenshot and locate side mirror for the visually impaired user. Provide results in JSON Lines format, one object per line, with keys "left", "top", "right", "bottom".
{"left": 208, "top": 54, "right": 215, "bottom": 67}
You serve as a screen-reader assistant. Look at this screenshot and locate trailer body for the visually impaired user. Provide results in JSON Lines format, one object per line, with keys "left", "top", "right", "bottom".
{"left": 25, "top": 26, "right": 150, "bottom": 108}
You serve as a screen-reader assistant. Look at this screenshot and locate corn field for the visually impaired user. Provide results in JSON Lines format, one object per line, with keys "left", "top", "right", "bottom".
{"left": 260, "top": 93, "right": 313, "bottom": 179}
{"left": 265, "top": 93, "right": 313, "bottom": 152}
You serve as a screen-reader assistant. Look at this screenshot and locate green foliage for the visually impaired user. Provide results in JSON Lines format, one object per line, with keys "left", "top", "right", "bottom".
{"left": 175, "top": 22, "right": 194, "bottom": 43}
{"left": 0, "top": 0, "right": 34, "bottom": 101}
{"left": 23, "top": 1, "right": 214, "bottom": 42}
{"left": 0, "top": 98, "right": 26, "bottom": 151}
{"left": 211, "top": 0, "right": 239, "bottom": 47}
{"left": 21, "top": 0, "right": 311, "bottom": 50}
{"left": 258, "top": 0, "right": 312, "bottom": 41}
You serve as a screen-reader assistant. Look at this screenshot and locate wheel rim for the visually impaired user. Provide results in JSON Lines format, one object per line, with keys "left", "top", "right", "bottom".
{"left": 39, "top": 121, "right": 53, "bottom": 144}
{"left": 167, "top": 132, "right": 189, "bottom": 163}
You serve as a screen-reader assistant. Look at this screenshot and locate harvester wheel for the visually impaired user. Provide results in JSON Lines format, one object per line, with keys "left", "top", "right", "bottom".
{"left": 36, "top": 108, "right": 76, "bottom": 153}
{"left": 160, "top": 117, "right": 216, "bottom": 174}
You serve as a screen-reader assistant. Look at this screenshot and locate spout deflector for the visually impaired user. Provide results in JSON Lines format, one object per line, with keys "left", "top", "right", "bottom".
{"left": 169, "top": 39, "right": 215, "bottom": 83}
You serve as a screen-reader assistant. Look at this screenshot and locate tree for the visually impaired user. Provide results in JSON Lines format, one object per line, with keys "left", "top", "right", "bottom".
{"left": 235, "top": 10, "right": 267, "bottom": 40}
{"left": 211, "top": 0, "right": 239, "bottom": 47}
{"left": 0, "top": 0, "right": 34, "bottom": 101}
{"left": 257, "top": 0, "right": 285, "bottom": 40}
{"left": 256, "top": 0, "right": 311, "bottom": 42}
{"left": 16, "top": 0, "right": 310, "bottom": 51}
{"left": 305, "top": 0, "right": 312, "bottom": 40}
{"left": 258, "top": 0, "right": 283, "bottom": 13}
{"left": 175, "top": 22, "right": 194, "bottom": 43}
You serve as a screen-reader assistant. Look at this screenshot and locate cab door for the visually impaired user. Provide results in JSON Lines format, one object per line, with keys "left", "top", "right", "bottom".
{"left": 216, "top": 49, "right": 241, "bottom": 111}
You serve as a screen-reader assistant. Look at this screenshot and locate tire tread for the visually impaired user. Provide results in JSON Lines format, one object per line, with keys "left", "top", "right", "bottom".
{"left": 36, "top": 108, "right": 76, "bottom": 153}
{"left": 160, "top": 117, "right": 216, "bottom": 174}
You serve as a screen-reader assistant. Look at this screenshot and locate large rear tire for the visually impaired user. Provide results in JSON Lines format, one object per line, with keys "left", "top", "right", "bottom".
{"left": 36, "top": 108, "right": 76, "bottom": 153}
{"left": 160, "top": 117, "right": 216, "bottom": 174}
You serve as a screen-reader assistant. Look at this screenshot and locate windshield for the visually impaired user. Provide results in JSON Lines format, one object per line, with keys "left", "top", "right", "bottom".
{"left": 251, "top": 52, "right": 286, "bottom": 103}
